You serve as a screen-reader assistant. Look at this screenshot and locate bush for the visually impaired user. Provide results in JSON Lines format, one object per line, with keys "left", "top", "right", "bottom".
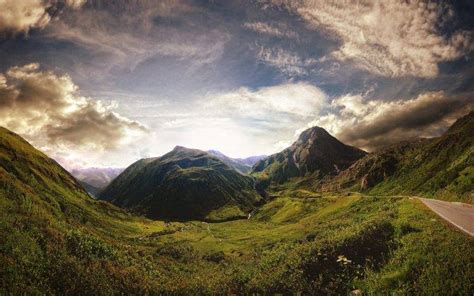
{"left": 66, "top": 230, "right": 117, "bottom": 260}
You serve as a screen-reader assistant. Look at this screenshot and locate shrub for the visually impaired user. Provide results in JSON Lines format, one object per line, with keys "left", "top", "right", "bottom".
{"left": 66, "top": 230, "right": 117, "bottom": 260}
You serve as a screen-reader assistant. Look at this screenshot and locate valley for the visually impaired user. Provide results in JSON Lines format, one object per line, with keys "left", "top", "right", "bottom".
{"left": 1, "top": 112, "right": 473, "bottom": 294}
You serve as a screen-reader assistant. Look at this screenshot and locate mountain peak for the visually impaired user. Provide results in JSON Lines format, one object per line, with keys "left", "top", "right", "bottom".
{"left": 252, "top": 127, "right": 367, "bottom": 183}
{"left": 172, "top": 145, "right": 191, "bottom": 152}
{"left": 297, "top": 126, "right": 332, "bottom": 143}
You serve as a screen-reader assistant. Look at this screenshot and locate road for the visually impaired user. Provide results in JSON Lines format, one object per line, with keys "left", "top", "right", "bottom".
{"left": 419, "top": 198, "right": 474, "bottom": 237}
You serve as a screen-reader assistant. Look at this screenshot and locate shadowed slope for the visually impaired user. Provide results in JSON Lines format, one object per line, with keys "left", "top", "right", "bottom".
{"left": 99, "top": 146, "right": 263, "bottom": 221}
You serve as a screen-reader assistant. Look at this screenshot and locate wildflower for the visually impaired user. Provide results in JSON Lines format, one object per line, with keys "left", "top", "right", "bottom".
{"left": 337, "top": 255, "right": 352, "bottom": 265}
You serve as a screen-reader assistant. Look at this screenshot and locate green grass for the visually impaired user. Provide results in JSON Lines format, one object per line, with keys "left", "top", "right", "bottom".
{"left": 360, "top": 198, "right": 474, "bottom": 294}
{"left": 2, "top": 182, "right": 473, "bottom": 294}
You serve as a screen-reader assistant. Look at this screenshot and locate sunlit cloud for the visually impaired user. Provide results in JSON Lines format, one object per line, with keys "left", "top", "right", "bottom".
{"left": 0, "top": 0, "right": 86, "bottom": 34}
{"left": 43, "top": 0, "right": 230, "bottom": 74}
{"left": 150, "top": 82, "right": 327, "bottom": 157}
{"left": 0, "top": 63, "right": 148, "bottom": 168}
{"left": 268, "top": 0, "right": 473, "bottom": 77}
{"left": 0, "top": 0, "right": 472, "bottom": 169}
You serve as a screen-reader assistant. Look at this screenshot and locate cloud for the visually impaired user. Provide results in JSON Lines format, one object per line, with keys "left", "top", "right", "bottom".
{"left": 43, "top": 1, "right": 229, "bottom": 73}
{"left": 205, "top": 82, "right": 326, "bottom": 118}
{"left": 309, "top": 91, "right": 474, "bottom": 151}
{"left": 268, "top": 0, "right": 473, "bottom": 77}
{"left": 243, "top": 22, "right": 298, "bottom": 39}
{"left": 148, "top": 82, "right": 327, "bottom": 158}
{"left": 0, "top": 63, "right": 148, "bottom": 167}
{"left": 257, "top": 46, "right": 317, "bottom": 76}
{"left": 0, "top": 0, "right": 86, "bottom": 33}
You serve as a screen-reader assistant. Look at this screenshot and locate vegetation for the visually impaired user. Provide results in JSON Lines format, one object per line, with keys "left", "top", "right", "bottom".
{"left": 323, "top": 111, "right": 474, "bottom": 202}
{"left": 99, "top": 146, "right": 262, "bottom": 221}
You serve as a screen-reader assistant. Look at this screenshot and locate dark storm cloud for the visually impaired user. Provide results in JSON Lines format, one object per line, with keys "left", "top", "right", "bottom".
{"left": 311, "top": 91, "right": 474, "bottom": 151}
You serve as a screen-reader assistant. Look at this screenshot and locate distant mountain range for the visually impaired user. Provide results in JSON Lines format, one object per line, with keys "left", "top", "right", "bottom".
{"left": 99, "top": 146, "right": 263, "bottom": 221}
{"left": 207, "top": 150, "right": 265, "bottom": 174}
{"left": 70, "top": 167, "right": 124, "bottom": 195}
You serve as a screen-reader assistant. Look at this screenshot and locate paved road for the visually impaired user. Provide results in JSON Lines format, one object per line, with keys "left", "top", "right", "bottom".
{"left": 419, "top": 198, "right": 474, "bottom": 237}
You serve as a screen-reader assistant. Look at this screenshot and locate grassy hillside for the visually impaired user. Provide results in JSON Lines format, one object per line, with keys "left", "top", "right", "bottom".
{"left": 99, "top": 146, "right": 263, "bottom": 221}
{"left": 0, "top": 127, "right": 170, "bottom": 294}
{"left": 1, "top": 127, "right": 473, "bottom": 295}
{"left": 323, "top": 111, "right": 474, "bottom": 202}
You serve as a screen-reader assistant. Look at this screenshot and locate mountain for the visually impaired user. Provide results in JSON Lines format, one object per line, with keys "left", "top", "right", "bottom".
{"left": 239, "top": 155, "right": 267, "bottom": 166}
{"left": 0, "top": 127, "right": 152, "bottom": 293}
{"left": 0, "top": 127, "right": 90, "bottom": 204}
{"left": 323, "top": 111, "right": 474, "bottom": 202}
{"left": 99, "top": 146, "right": 263, "bottom": 221}
{"left": 251, "top": 127, "right": 367, "bottom": 184}
{"left": 78, "top": 180, "right": 102, "bottom": 197}
{"left": 207, "top": 150, "right": 266, "bottom": 174}
{"left": 70, "top": 167, "right": 124, "bottom": 190}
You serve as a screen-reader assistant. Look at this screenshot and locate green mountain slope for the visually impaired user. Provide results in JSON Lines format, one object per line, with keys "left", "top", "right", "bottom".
{"left": 0, "top": 127, "right": 169, "bottom": 294}
{"left": 99, "top": 146, "right": 263, "bottom": 221}
{"left": 0, "top": 127, "right": 90, "bottom": 208}
{"left": 252, "top": 126, "right": 367, "bottom": 184}
{"left": 323, "top": 111, "right": 474, "bottom": 202}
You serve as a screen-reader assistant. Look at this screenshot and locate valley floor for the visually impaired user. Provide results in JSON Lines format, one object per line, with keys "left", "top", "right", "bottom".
{"left": 2, "top": 190, "right": 473, "bottom": 295}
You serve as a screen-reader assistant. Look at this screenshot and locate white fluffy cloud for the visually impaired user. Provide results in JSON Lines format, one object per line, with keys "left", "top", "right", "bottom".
{"left": 308, "top": 91, "right": 474, "bottom": 151}
{"left": 0, "top": 63, "right": 148, "bottom": 168}
{"left": 0, "top": 0, "right": 86, "bottom": 33}
{"left": 206, "top": 82, "right": 326, "bottom": 118}
{"left": 269, "top": 0, "right": 473, "bottom": 77}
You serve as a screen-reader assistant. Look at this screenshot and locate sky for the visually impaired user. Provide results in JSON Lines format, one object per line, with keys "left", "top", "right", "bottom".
{"left": 0, "top": 0, "right": 473, "bottom": 170}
